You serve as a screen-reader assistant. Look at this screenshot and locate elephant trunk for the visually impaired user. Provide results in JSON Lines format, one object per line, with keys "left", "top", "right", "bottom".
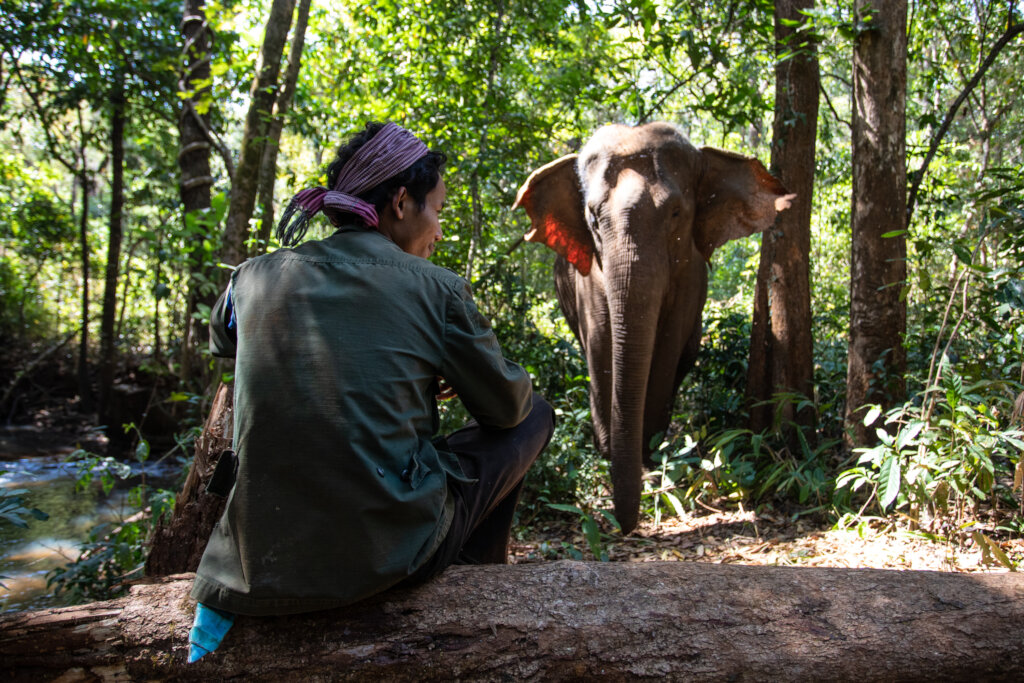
{"left": 606, "top": 261, "right": 662, "bottom": 534}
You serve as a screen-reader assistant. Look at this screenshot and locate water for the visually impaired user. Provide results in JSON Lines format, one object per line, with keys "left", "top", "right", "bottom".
{"left": 0, "top": 453, "right": 181, "bottom": 614}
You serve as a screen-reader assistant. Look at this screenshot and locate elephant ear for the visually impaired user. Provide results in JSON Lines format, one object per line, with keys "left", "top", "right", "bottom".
{"left": 694, "top": 147, "right": 796, "bottom": 262}
{"left": 514, "top": 154, "right": 594, "bottom": 276}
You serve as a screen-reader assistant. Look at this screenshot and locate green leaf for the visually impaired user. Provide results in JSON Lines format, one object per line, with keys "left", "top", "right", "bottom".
{"left": 662, "top": 491, "right": 685, "bottom": 517}
{"left": 952, "top": 243, "right": 973, "bottom": 264}
{"left": 581, "top": 514, "right": 604, "bottom": 561}
{"left": 597, "top": 509, "right": 622, "bottom": 532}
{"left": 973, "top": 531, "right": 1017, "bottom": 571}
{"left": 895, "top": 421, "right": 925, "bottom": 451}
{"left": 547, "top": 503, "right": 584, "bottom": 516}
{"left": 878, "top": 454, "right": 901, "bottom": 510}
{"left": 863, "top": 405, "right": 882, "bottom": 427}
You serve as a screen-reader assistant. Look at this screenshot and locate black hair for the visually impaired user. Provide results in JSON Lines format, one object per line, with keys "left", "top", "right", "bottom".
{"left": 324, "top": 122, "right": 447, "bottom": 227}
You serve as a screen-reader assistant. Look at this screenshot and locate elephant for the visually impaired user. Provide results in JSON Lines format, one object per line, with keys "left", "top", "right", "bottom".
{"left": 514, "top": 122, "right": 794, "bottom": 533}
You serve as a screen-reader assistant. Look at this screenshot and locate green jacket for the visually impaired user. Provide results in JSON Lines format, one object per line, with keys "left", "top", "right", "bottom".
{"left": 191, "top": 226, "right": 532, "bottom": 615}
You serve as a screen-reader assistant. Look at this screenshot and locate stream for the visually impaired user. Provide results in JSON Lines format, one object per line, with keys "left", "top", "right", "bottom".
{"left": 0, "top": 451, "right": 181, "bottom": 614}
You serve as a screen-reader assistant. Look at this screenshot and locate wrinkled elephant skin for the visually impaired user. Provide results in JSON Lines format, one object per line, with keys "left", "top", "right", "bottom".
{"left": 515, "top": 122, "right": 793, "bottom": 533}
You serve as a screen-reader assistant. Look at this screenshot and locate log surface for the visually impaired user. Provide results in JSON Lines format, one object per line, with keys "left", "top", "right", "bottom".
{"left": 2, "top": 561, "right": 1023, "bottom": 681}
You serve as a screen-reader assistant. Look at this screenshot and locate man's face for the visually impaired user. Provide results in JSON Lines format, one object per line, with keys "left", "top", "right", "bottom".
{"left": 394, "top": 178, "right": 447, "bottom": 259}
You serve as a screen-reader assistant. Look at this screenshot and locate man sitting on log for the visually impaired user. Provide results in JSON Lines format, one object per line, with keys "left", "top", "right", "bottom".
{"left": 188, "top": 122, "right": 554, "bottom": 661}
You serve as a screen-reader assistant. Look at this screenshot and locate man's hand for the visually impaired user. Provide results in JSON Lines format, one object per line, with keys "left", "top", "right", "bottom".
{"left": 436, "top": 377, "right": 457, "bottom": 401}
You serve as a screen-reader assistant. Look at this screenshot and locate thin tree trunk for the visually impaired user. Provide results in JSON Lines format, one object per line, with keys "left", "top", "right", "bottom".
{"left": 4, "top": 563, "right": 1024, "bottom": 681}
{"left": 9, "top": 56, "right": 97, "bottom": 412}
{"left": 178, "top": 0, "right": 215, "bottom": 388}
{"left": 220, "top": 0, "right": 296, "bottom": 267}
{"left": 113, "top": 239, "right": 144, "bottom": 362}
{"left": 153, "top": 234, "right": 163, "bottom": 363}
{"left": 747, "top": 0, "right": 819, "bottom": 442}
{"left": 98, "top": 73, "right": 126, "bottom": 430}
{"left": 254, "top": 0, "right": 311, "bottom": 256}
{"left": 463, "top": 2, "right": 505, "bottom": 281}
{"left": 845, "top": 0, "right": 909, "bottom": 446}
{"left": 77, "top": 165, "right": 93, "bottom": 414}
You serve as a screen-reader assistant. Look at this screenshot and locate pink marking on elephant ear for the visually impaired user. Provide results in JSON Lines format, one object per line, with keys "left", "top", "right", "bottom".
{"left": 518, "top": 187, "right": 593, "bottom": 276}
{"left": 534, "top": 216, "right": 593, "bottom": 276}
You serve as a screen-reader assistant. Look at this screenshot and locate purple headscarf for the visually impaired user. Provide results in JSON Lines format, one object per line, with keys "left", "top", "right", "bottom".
{"left": 276, "top": 122, "right": 429, "bottom": 246}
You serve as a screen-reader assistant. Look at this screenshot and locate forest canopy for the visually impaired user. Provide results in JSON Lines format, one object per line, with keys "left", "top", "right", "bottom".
{"left": 1, "top": 0, "right": 1023, "bottom": 598}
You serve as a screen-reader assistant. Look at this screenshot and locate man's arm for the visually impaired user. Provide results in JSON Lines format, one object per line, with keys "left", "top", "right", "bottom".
{"left": 209, "top": 284, "right": 238, "bottom": 358}
{"left": 440, "top": 285, "right": 532, "bottom": 429}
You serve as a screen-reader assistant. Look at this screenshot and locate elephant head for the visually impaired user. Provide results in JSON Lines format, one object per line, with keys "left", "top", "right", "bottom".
{"left": 515, "top": 122, "right": 793, "bottom": 533}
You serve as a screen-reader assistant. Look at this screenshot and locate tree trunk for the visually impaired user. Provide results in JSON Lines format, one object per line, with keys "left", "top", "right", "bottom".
{"left": 4, "top": 563, "right": 1024, "bottom": 681}
{"left": 747, "top": 0, "right": 819, "bottom": 441}
{"left": 220, "top": 0, "right": 296, "bottom": 267}
{"left": 254, "top": 0, "right": 311, "bottom": 257}
{"left": 462, "top": 3, "right": 505, "bottom": 281}
{"left": 178, "top": 0, "right": 215, "bottom": 388}
{"left": 76, "top": 165, "right": 93, "bottom": 414}
{"left": 98, "top": 73, "right": 126, "bottom": 431}
{"left": 845, "top": 0, "right": 908, "bottom": 446}
{"left": 145, "top": 382, "right": 233, "bottom": 575}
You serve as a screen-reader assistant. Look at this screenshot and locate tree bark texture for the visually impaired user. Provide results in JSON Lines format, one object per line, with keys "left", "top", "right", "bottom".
{"left": 145, "top": 382, "right": 233, "bottom": 576}
{"left": 747, "top": 0, "right": 819, "bottom": 439}
{"left": 220, "top": 0, "right": 295, "bottom": 267}
{"left": 845, "top": 0, "right": 909, "bottom": 446}
{"left": 98, "top": 73, "right": 126, "bottom": 430}
{"left": 76, "top": 163, "right": 93, "bottom": 413}
{"left": 3, "top": 563, "right": 1024, "bottom": 681}
{"left": 254, "top": 0, "right": 311, "bottom": 257}
{"left": 178, "top": 0, "right": 215, "bottom": 387}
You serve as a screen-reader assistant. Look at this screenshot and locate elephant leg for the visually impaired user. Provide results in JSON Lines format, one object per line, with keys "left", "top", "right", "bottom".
{"left": 571, "top": 264, "right": 613, "bottom": 458}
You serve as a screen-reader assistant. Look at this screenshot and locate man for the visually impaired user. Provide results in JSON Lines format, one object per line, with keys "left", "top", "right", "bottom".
{"left": 188, "top": 122, "right": 553, "bottom": 660}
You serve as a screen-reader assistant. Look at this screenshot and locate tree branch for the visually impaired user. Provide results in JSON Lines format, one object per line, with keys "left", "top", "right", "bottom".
{"left": 183, "top": 99, "right": 236, "bottom": 181}
{"left": 906, "top": 19, "right": 1024, "bottom": 227}
{"left": 818, "top": 78, "right": 851, "bottom": 131}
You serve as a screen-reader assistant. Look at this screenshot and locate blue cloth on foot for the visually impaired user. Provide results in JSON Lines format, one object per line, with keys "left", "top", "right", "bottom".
{"left": 188, "top": 602, "right": 236, "bottom": 663}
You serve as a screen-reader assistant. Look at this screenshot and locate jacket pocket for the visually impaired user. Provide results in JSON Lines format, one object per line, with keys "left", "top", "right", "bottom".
{"left": 402, "top": 447, "right": 433, "bottom": 490}
{"left": 403, "top": 438, "right": 477, "bottom": 489}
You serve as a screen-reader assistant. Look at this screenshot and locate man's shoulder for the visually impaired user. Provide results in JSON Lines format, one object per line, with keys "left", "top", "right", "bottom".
{"left": 234, "top": 232, "right": 471, "bottom": 297}
{"left": 344, "top": 233, "right": 469, "bottom": 292}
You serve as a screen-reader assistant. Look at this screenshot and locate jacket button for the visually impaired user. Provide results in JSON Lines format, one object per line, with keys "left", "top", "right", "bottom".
{"left": 401, "top": 468, "right": 411, "bottom": 481}
{"left": 377, "top": 466, "right": 385, "bottom": 477}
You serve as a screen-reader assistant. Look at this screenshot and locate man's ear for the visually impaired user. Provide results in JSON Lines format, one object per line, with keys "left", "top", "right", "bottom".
{"left": 391, "top": 186, "right": 409, "bottom": 220}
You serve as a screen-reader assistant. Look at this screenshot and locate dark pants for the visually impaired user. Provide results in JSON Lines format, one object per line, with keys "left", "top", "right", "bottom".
{"left": 404, "top": 393, "right": 555, "bottom": 583}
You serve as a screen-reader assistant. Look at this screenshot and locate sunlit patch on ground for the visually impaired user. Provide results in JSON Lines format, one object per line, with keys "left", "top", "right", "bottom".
{"left": 512, "top": 505, "right": 1024, "bottom": 573}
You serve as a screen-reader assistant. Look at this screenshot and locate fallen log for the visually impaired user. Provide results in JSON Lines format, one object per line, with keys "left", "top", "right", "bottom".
{"left": 2, "top": 561, "right": 1023, "bottom": 681}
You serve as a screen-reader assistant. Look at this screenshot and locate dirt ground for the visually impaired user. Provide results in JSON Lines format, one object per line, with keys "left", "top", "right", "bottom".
{"left": 511, "top": 504, "right": 1024, "bottom": 573}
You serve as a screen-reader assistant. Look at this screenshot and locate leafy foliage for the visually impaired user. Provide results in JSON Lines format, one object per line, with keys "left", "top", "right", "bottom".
{"left": 0, "top": 479, "right": 49, "bottom": 530}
